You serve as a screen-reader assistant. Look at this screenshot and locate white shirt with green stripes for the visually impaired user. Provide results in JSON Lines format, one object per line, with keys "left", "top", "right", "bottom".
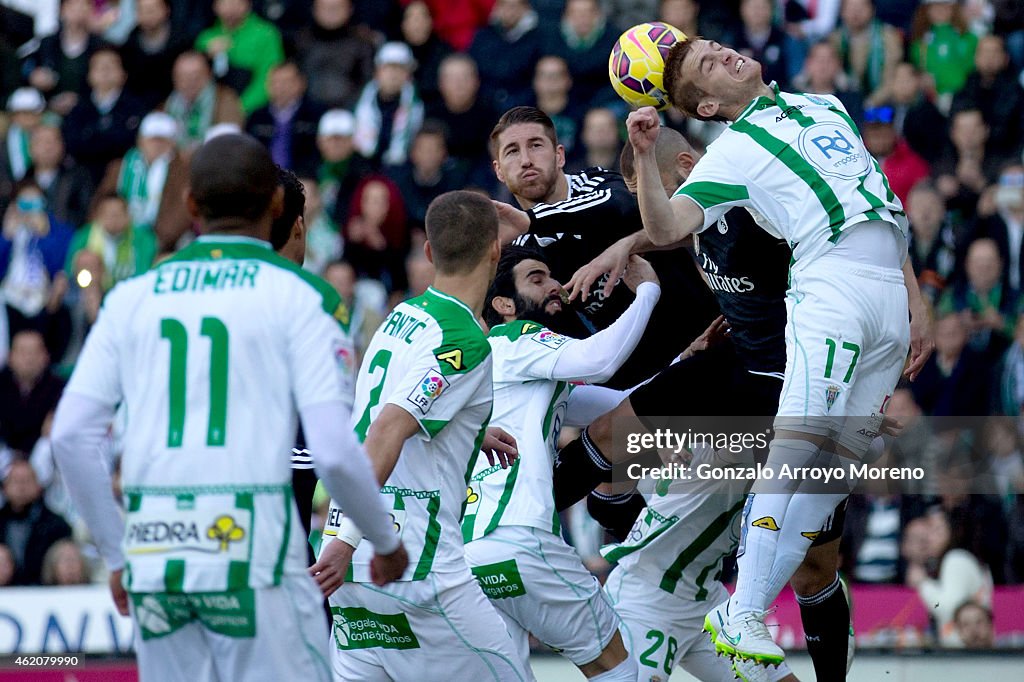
{"left": 64, "top": 235, "right": 367, "bottom": 594}
{"left": 340, "top": 287, "right": 494, "bottom": 585}
{"left": 673, "top": 83, "right": 908, "bottom": 274}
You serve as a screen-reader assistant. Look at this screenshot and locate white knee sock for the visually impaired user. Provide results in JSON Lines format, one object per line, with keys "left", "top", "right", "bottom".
{"left": 766, "top": 491, "right": 850, "bottom": 603}
{"left": 587, "top": 655, "right": 639, "bottom": 681}
{"left": 729, "top": 438, "right": 821, "bottom": 617}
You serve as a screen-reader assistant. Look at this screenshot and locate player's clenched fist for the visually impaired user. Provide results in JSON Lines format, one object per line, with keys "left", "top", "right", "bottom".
{"left": 371, "top": 543, "right": 410, "bottom": 586}
{"left": 627, "top": 107, "right": 660, "bottom": 154}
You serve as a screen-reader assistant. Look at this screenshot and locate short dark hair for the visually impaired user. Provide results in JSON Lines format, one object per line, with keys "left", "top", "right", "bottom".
{"left": 189, "top": 134, "right": 278, "bottom": 223}
{"left": 416, "top": 119, "right": 450, "bottom": 146}
{"left": 619, "top": 126, "right": 692, "bottom": 185}
{"left": 424, "top": 191, "right": 497, "bottom": 275}
{"left": 483, "top": 244, "right": 547, "bottom": 327}
{"left": 270, "top": 166, "right": 305, "bottom": 250}
{"left": 954, "top": 601, "right": 993, "bottom": 624}
{"left": 489, "top": 106, "right": 558, "bottom": 159}
{"left": 663, "top": 38, "right": 719, "bottom": 122}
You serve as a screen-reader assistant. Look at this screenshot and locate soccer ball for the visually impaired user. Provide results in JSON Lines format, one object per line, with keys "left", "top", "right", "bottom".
{"left": 608, "top": 22, "right": 688, "bottom": 111}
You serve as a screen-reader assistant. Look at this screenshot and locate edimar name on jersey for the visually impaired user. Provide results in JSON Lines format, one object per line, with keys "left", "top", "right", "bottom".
{"left": 153, "top": 261, "right": 260, "bottom": 294}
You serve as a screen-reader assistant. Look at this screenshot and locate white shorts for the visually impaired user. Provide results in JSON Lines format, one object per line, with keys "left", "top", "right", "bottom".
{"left": 604, "top": 568, "right": 793, "bottom": 682}
{"left": 776, "top": 260, "right": 909, "bottom": 454}
{"left": 463, "top": 525, "right": 621, "bottom": 667}
{"left": 131, "top": 573, "right": 331, "bottom": 682}
{"left": 328, "top": 571, "right": 530, "bottom": 682}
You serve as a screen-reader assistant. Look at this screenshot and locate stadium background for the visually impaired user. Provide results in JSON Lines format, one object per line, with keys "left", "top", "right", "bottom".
{"left": 0, "top": 0, "right": 1023, "bottom": 673}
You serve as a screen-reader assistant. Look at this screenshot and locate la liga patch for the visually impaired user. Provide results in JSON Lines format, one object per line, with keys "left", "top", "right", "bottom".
{"left": 532, "top": 330, "right": 569, "bottom": 350}
{"left": 407, "top": 369, "right": 450, "bottom": 414}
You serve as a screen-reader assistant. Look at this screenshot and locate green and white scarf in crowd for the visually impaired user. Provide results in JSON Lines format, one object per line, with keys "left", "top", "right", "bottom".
{"left": 165, "top": 83, "right": 216, "bottom": 149}
{"left": 353, "top": 81, "right": 423, "bottom": 166}
{"left": 840, "top": 19, "right": 887, "bottom": 95}
{"left": 116, "top": 147, "right": 169, "bottom": 230}
{"left": 6, "top": 125, "right": 31, "bottom": 181}
{"left": 84, "top": 221, "right": 139, "bottom": 289}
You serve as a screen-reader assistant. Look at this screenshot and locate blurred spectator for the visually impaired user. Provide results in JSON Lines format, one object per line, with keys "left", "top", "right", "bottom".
{"left": 938, "top": 238, "right": 1016, "bottom": 359}
{"left": 910, "top": 0, "right": 978, "bottom": 105}
{"left": 96, "top": 112, "right": 191, "bottom": 251}
{"left": 2, "top": 0, "right": 60, "bottom": 39}
{"left": 935, "top": 109, "right": 1000, "bottom": 220}
{"left": 0, "top": 459, "right": 71, "bottom": 585}
{"left": 353, "top": 42, "right": 424, "bottom": 168}
{"left": 298, "top": 177, "right": 341, "bottom": 274}
{"left": 315, "top": 109, "right": 373, "bottom": 226}
{"left": 61, "top": 48, "right": 146, "bottom": 185}
{"left": 951, "top": 35, "right": 1024, "bottom": 160}
{"left": 996, "top": 315, "right": 1024, "bottom": 416}
{"left": 121, "top": 0, "right": 190, "bottom": 110}
{"left": 401, "top": 1, "right": 452, "bottom": 111}
{"left": 969, "top": 164, "right": 1024, "bottom": 292}
{"left": 23, "top": 0, "right": 107, "bottom": 117}
{"left": 574, "top": 107, "right": 622, "bottom": 172}
{"left": 780, "top": 0, "right": 843, "bottom": 44}
{"left": 879, "top": 61, "right": 948, "bottom": 165}
{"left": 0, "top": 179, "right": 74, "bottom": 357}
{"left": 414, "top": 0, "right": 493, "bottom": 52}
{"left": 195, "top": 0, "right": 285, "bottom": 114}
{"left": 162, "top": 51, "right": 246, "bottom": 151}
{"left": 250, "top": 0, "right": 311, "bottom": 43}
{"left": 731, "top": 0, "right": 789, "bottom": 89}
{"left": 887, "top": 387, "right": 944, "bottom": 495}
{"left": 388, "top": 122, "right": 462, "bottom": 230}
{"left": 25, "top": 125, "right": 94, "bottom": 230}
{"left": 791, "top": 41, "right": 864, "bottom": 124}
{"left": 2, "top": 88, "right": 46, "bottom": 185}
{"left": 246, "top": 61, "right": 322, "bottom": 175}
{"left": 658, "top": 0, "right": 700, "bottom": 38}
{"left": 992, "top": 0, "right": 1024, "bottom": 70}
{"left": 65, "top": 193, "right": 156, "bottom": 291}
{"left": 427, "top": 54, "right": 495, "bottom": 186}
{"left": 543, "top": 0, "right": 618, "bottom": 107}
{"left": 470, "top": 0, "right": 544, "bottom": 111}
{"left": 531, "top": 56, "right": 582, "bottom": 163}
{"left": 907, "top": 180, "right": 958, "bottom": 303}
{"left": 983, "top": 417, "right": 1024, "bottom": 511}
{"left": 953, "top": 601, "right": 995, "bottom": 648}
{"left": 322, "top": 259, "right": 386, "bottom": 357}
{"left": 407, "top": 251, "right": 433, "bottom": 298}
{"left": 861, "top": 105, "right": 929, "bottom": 205}
{"left": 293, "top": 0, "right": 375, "bottom": 110}
{"left": 912, "top": 313, "right": 993, "bottom": 416}
{"left": 342, "top": 175, "right": 409, "bottom": 292}
{"left": 0, "top": 329, "right": 64, "bottom": 454}
{"left": 40, "top": 537, "right": 89, "bottom": 585}
{"left": 0, "top": 543, "right": 13, "bottom": 586}
{"left": 842, "top": 490, "right": 905, "bottom": 584}
{"left": 830, "top": 0, "right": 903, "bottom": 108}
{"left": 606, "top": 0, "right": 659, "bottom": 32}
{"left": 902, "top": 511, "right": 993, "bottom": 646}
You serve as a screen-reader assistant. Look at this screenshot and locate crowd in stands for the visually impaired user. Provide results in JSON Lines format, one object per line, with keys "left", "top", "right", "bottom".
{"left": 0, "top": 0, "right": 1023, "bottom": 649}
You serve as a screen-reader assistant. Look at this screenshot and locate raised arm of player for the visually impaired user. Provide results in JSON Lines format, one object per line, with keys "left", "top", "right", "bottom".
{"left": 566, "top": 229, "right": 691, "bottom": 301}
{"left": 629, "top": 107, "right": 705, "bottom": 246}
{"left": 549, "top": 256, "right": 661, "bottom": 384}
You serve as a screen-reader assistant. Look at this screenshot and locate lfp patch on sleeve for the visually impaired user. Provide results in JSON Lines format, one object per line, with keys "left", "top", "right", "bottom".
{"left": 531, "top": 330, "right": 569, "bottom": 350}
{"left": 407, "top": 369, "right": 450, "bottom": 414}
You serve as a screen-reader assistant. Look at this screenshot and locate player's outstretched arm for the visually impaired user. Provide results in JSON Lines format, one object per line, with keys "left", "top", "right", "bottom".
{"left": 566, "top": 229, "right": 691, "bottom": 302}
{"left": 51, "top": 392, "right": 128, "bottom": 614}
{"left": 301, "top": 402, "right": 403, "bottom": 558}
{"left": 629, "top": 107, "right": 704, "bottom": 246}
{"left": 902, "top": 258, "right": 934, "bottom": 381}
{"left": 549, "top": 256, "right": 661, "bottom": 385}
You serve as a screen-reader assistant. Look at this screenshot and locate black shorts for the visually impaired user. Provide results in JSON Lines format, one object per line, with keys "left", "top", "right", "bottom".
{"left": 628, "top": 342, "right": 783, "bottom": 419}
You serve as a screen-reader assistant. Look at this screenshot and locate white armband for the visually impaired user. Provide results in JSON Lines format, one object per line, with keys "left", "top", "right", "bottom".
{"left": 336, "top": 516, "right": 364, "bottom": 549}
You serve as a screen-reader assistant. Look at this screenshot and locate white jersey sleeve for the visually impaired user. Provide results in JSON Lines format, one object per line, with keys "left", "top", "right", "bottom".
{"left": 287, "top": 292, "right": 356, "bottom": 410}
{"left": 673, "top": 148, "right": 753, "bottom": 233}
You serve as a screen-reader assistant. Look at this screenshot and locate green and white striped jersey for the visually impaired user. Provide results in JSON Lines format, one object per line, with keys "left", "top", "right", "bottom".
{"left": 463, "top": 322, "right": 574, "bottom": 542}
{"left": 601, "top": 450, "right": 751, "bottom": 602}
{"left": 343, "top": 287, "right": 493, "bottom": 584}
{"left": 674, "top": 83, "right": 907, "bottom": 273}
{"left": 66, "top": 236, "right": 356, "bottom": 593}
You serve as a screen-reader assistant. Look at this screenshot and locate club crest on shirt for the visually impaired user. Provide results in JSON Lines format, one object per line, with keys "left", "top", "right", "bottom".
{"left": 407, "top": 369, "right": 450, "bottom": 414}
{"left": 826, "top": 384, "right": 841, "bottom": 411}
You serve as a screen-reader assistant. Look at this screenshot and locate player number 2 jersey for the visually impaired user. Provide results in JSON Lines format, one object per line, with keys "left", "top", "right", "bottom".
{"left": 463, "top": 322, "right": 575, "bottom": 542}
{"left": 342, "top": 287, "right": 493, "bottom": 583}
{"left": 675, "top": 83, "right": 907, "bottom": 272}
{"left": 65, "top": 236, "right": 356, "bottom": 593}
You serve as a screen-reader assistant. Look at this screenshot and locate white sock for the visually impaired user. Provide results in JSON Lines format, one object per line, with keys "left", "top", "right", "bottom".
{"left": 730, "top": 438, "right": 821, "bottom": 617}
{"left": 766, "top": 491, "right": 851, "bottom": 603}
{"left": 587, "top": 655, "right": 639, "bottom": 681}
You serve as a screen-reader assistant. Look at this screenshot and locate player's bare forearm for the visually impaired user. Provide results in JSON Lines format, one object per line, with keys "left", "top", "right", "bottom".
{"left": 903, "top": 258, "right": 934, "bottom": 380}
{"left": 635, "top": 148, "right": 701, "bottom": 245}
{"left": 625, "top": 229, "right": 691, "bottom": 254}
{"left": 364, "top": 404, "right": 420, "bottom": 484}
